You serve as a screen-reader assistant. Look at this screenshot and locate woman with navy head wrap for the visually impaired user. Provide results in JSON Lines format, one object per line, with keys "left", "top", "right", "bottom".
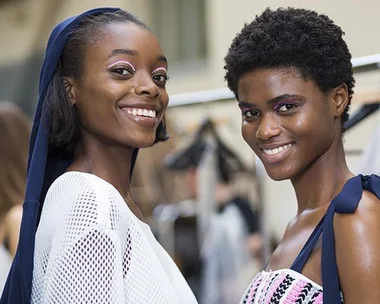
{"left": 1, "top": 7, "right": 197, "bottom": 304}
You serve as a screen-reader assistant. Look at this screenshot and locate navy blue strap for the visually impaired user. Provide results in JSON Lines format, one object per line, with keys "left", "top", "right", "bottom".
{"left": 322, "top": 175, "right": 380, "bottom": 304}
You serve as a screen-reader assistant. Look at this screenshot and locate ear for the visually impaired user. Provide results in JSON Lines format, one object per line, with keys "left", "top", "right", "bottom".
{"left": 63, "top": 77, "right": 76, "bottom": 105}
{"left": 330, "top": 84, "right": 349, "bottom": 118}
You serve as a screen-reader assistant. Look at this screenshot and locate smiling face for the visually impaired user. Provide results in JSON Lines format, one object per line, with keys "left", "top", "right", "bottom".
{"left": 237, "top": 68, "right": 346, "bottom": 181}
{"left": 67, "top": 22, "right": 169, "bottom": 149}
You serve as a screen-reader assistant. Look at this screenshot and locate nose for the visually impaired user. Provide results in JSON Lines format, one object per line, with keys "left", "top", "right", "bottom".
{"left": 134, "top": 72, "right": 160, "bottom": 98}
{"left": 255, "top": 113, "right": 282, "bottom": 140}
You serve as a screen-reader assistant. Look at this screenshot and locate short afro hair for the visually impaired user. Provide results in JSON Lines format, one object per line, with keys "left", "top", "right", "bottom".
{"left": 224, "top": 7, "right": 355, "bottom": 124}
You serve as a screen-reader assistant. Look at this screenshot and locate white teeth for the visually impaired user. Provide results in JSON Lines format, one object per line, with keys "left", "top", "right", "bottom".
{"left": 263, "top": 144, "right": 292, "bottom": 155}
{"left": 124, "top": 107, "right": 156, "bottom": 118}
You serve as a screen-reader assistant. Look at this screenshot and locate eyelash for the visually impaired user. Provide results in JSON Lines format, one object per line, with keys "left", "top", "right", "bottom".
{"left": 111, "top": 68, "right": 170, "bottom": 85}
{"left": 112, "top": 67, "right": 133, "bottom": 76}
{"left": 242, "top": 103, "right": 298, "bottom": 119}
{"left": 274, "top": 103, "right": 298, "bottom": 113}
{"left": 153, "top": 73, "right": 170, "bottom": 86}
{"left": 242, "top": 109, "right": 259, "bottom": 119}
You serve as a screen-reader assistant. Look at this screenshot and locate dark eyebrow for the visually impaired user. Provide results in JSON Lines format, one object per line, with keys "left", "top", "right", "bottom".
{"left": 157, "top": 54, "right": 167, "bottom": 64}
{"left": 267, "top": 94, "right": 303, "bottom": 104}
{"left": 108, "top": 49, "right": 167, "bottom": 65}
{"left": 238, "top": 94, "right": 303, "bottom": 107}
{"left": 108, "top": 48, "right": 137, "bottom": 58}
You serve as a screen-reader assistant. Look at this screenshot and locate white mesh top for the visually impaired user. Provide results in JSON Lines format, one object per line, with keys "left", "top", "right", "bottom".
{"left": 31, "top": 172, "right": 198, "bottom": 304}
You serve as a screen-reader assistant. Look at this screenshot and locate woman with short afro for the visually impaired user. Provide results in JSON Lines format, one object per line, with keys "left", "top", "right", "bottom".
{"left": 224, "top": 7, "right": 380, "bottom": 304}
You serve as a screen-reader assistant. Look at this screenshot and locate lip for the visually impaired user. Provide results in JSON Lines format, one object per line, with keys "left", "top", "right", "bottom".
{"left": 118, "top": 108, "right": 160, "bottom": 128}
{"left": 258, "top": 143, "right": 294, "bottom": 164}
{"left": 258, "top": 142, "right": 294, "bottom": 150}
{"left": 117, "top": 102, "right": 162, "bottom": 128}
{"left": 118, "top": 102, "right": 162, "bottom": 112}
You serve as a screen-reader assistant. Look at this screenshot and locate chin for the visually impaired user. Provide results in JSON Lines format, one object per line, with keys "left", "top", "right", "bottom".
{"left": 137, "top": 142, "right": 156, "bottom": 149}
{"left": 131, "top": 136, "right": 156, "bottom": 149}
{"left": 131, "top": 140, "right": 155, "bottom": 149}
{"left": 264, "top": 167, "right": 295, "bottom": 181}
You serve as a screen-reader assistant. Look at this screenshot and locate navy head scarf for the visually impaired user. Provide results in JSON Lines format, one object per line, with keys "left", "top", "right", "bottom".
{"left": 1, "top": 7, "right": 167, "bottom": 303}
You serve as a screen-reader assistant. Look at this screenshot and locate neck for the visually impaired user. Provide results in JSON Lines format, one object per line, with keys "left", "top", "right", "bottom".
{"left": 291, "top": 139, "right": 353, "bottom": 215}
{"left": 69, "top": 134, "right": 135, "bottom": 201}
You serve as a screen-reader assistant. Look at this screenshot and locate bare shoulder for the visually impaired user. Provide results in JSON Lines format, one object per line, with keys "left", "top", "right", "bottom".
{"left": 42, "top": 172, "right": 124, "bottom": 227}
{"left": 334, "top": 190, "right": 380, "bottom": 233}
{"left": 334, "top": 190, "right": 380, "bottom": 303}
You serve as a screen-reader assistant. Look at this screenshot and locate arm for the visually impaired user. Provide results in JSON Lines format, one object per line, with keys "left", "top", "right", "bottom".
{"left": 4, "top": 204, "right": 23, "bottom": 257}
{"left": 334, "top": 191, "right": 380, "bottom": 304}
{"left": 43, "top": 225, "right": 125, "bottom": 304}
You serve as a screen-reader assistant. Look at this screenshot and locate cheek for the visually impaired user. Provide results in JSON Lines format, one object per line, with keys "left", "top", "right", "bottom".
{"left": 161, "top": 91, "right": 169, "bottom": 107}
{"left": 76, "top": 81, "right": 117, "bottom": 114}
{"left": 78, "top": 100, "right": 116, "bottom": 126}
{"left": 160, "top": 92, "right": 169, "bottom": 118}
{"left": 241, "top": 126, "right": 249, "bottom": 144}
{"left": 292, "top": 114, "right": 314, "bottom": 137}
{"left": 241, "top": 122, "right": 256, "bottom": 148}
{"left": 293, "top": 110, "right": 335, "bottom": 153}
{"left": 74, "top": 97, "right": 118, "bottom": 138}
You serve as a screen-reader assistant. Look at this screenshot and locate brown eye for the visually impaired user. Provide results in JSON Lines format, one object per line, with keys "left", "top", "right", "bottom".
{"left": 153, "top": 74, "right": 169, "bottom": 85}
{"left": 277, "top": 104, "right": 296, "bottom": 112}
{"left": 243, "top": 109, "right": 259, "bottom": 118}
{"left": 112, "top": 68, "right": 133, "bottom": 76}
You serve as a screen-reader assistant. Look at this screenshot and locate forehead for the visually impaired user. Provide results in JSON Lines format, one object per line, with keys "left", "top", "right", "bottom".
{"left": 84, "top": 22, "right": 164, "bottom": 64}
{"left": 237, "top": 68, "right": 320, "bottom": 101}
